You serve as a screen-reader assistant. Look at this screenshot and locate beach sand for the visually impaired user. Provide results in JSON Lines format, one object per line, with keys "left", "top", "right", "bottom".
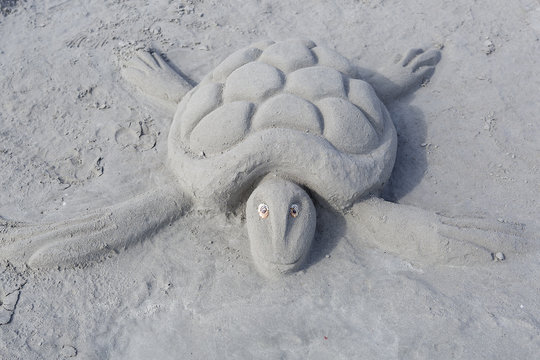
{"left": 0, "top": 1, "right": 539, "bottom": 358}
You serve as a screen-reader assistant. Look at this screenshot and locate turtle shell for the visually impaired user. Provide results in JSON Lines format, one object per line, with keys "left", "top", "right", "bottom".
{"left": 168, "top": 39, "right": 397, "bottom": 210}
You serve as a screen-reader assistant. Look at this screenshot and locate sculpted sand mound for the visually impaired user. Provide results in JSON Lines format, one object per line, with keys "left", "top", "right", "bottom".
{"left": 168, "top": 39, "right": 397, "bottom": 210}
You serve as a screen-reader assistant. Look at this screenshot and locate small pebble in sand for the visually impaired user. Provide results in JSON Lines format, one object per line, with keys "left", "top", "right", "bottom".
{"left": 483, "top": 39, "right": 496, "bottom": 55}
{"left": 60, "top": 345, "right": 77, "bottom": 358}
{"left": 494, "top": 252, "right": 505, "bottom": 261}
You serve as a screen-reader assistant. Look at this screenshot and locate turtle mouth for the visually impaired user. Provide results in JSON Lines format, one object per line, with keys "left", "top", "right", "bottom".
{"left": 267, "top": 258, "right": 301, "bottom": 266}
{"left": 254, "top": 252, "right": 303, "bottom": 266}
{"left": 253, "top": 254, "right": 304, "bottom": 276}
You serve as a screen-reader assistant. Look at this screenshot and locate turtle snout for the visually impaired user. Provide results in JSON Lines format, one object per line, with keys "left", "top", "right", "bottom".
{"left": 269, "top": 210, "right": 293, "bottom": 263}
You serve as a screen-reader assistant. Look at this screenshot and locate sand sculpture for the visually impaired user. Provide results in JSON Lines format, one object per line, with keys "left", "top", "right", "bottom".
{"left": 1, "top": 39, "right": 524, "bottom": 278}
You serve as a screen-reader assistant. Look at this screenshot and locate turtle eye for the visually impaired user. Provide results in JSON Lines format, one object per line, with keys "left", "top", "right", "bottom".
{"left": 258, "top": 203, "right": 269, "bottom": 219}
{"left": 290, "top": 204, "right": 299, "bottom": 218}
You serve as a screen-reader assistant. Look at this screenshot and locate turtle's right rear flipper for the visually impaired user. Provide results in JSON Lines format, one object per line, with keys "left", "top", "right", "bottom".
{"left": 120, "top": 50, "right": 194, "bottom": 114}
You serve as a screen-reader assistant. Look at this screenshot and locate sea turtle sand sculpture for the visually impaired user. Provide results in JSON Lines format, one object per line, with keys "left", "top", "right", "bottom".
{"left": 0, "top": 39, "right": 527, "bottom": 278}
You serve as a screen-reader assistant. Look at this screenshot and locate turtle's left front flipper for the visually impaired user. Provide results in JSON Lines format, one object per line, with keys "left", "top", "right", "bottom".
{"left": 349, "top": 197, "right": 534, "bottom": 266}
{"left": 0, "top": 185, "right": 190, "bottom": 269}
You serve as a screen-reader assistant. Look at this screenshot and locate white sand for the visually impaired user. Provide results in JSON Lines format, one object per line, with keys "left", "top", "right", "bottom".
{"left": 1, "top": 0, "right": 539, "bottom": 358}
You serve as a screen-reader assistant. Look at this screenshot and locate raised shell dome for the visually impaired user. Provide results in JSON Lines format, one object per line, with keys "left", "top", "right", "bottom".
{"left": 168, "top": 39, "right": 397, "bottom": 211}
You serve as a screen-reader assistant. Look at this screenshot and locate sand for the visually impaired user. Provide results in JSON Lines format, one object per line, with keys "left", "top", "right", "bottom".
{"left": 0, "top": 0, "right": 539, "bottom": 359}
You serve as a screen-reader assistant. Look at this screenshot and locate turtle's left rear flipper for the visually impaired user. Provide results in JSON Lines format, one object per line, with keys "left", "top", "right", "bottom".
{"left": 355, "top": 47, "right": 441, "bottom": 104}
{"left": 0, "top": 185, "right": 190, "bottom": 269}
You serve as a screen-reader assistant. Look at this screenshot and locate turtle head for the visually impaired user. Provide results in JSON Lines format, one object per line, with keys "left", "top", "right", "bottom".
{"left": 246, "top": 178, "right": 316, "bottom": 278}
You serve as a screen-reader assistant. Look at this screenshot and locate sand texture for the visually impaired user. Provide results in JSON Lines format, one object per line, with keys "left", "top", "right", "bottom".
{"left": 1, "top": 0, "right": 539, "bottom": 359}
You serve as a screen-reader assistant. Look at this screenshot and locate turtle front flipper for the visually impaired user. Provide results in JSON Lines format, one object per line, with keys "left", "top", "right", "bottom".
{"left": 356, "top": 48, "right": 441, "bottom": 103}
{"left": 121, "top": 50, "right": 194, "bottom": 113}
{"left": 0, "top": 185, "right": 190, "bottom": 269}
{"left": 349, "top": 197, "right": 534, "bottom": 266}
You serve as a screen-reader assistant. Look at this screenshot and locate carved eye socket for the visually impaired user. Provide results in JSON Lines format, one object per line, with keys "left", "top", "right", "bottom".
{"left": 258, "top": 203, "right": 269, "bottom": 219}
{"left": 290, "top": 204, "right": 299, "bottom": 218}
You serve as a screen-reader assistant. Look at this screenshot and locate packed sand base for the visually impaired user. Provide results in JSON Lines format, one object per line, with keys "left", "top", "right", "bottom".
{"left": 1, "top": 0, "right": 539, "bottom": 359}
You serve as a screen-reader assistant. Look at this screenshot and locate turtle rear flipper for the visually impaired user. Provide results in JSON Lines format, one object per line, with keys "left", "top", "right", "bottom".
{"left": 1, "top": 185, "right": 190, "bottom": 269}
{"left": 356, "top": 48, "right": 442, "bottom": 103}
{"left": 121, "top": 50, "right": 194, "bottom": 113}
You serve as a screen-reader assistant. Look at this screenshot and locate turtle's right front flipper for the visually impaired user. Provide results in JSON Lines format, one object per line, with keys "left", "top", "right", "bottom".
{"left": 0, "top": 185, "right": 190, "bottom": 269}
